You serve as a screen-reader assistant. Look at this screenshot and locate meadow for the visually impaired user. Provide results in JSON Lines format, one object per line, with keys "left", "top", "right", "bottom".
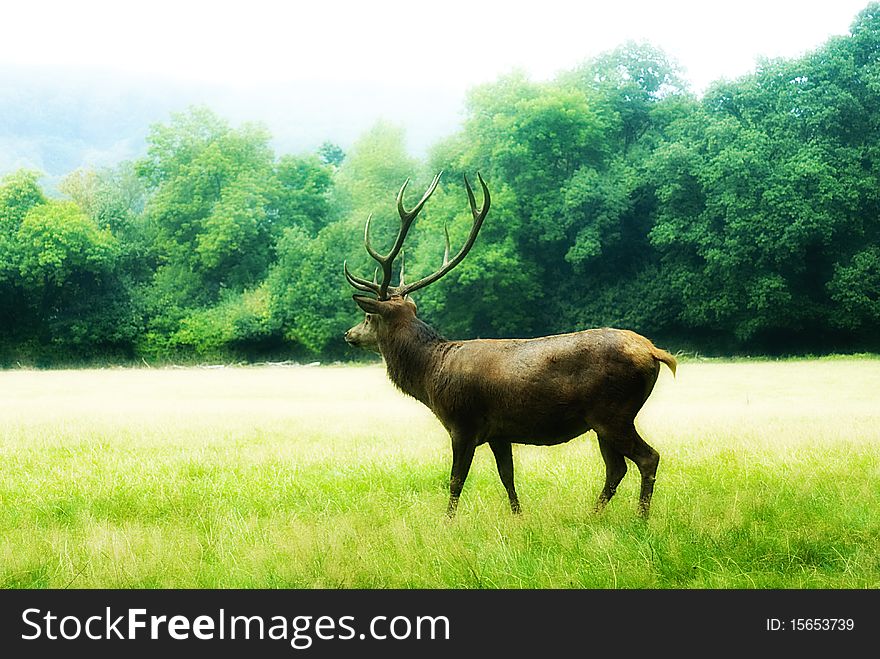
{"left": 0, "top": 358, "right": 878, "bottom": 589}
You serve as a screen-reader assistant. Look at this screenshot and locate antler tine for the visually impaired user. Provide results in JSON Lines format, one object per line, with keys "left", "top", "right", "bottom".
{"left": 346, "top": 172, "right": 446, "bottom": 300}
{"left": 397, "top": 173, "right": 490, "bottom": 298}
{"left": 398, "top": 171, "right": 442, "bottom": 222}
{"left": 465, "top": 172, "right": 490, "bottom": 222}
{"left": 395, "top": 178, "right": 411, "bottom": 219}
{"left": 375, "top": 172, "right": 442, "bottom": 299}
{"left": 363, "top": 214, "right": 383, "bottom": 263}
{"left": 363, "top": 212, "right": 395, "bottom": 297}
{"left": 344, "top": 260, "right": 382, "bottom": 295}
{"left": 443, "top": 224, "right": 451, "bottom": 266}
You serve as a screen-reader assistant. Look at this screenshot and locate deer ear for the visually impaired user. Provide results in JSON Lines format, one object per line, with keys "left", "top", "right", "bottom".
{"left": 353, "top": 295, "right": 387, "bottom": 316}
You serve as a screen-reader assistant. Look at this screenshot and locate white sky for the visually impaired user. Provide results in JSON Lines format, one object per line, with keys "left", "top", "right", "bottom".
{"left": 2, "top": 0, "right": 872, "bottom": 93}
{"left": 0, "top": 0, "right": 875, "bottom": 163}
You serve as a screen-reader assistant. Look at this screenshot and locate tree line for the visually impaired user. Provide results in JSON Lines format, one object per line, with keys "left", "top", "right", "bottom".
{"left": 2, "top": 4, "right": 880, "bottom": 365}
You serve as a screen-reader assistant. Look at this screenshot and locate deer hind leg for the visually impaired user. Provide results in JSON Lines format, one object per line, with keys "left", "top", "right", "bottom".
{"left": 594, "top": 436, "right": 627, "bottom": 513}
{"left": 447, "top": 433, "right": 477, "bottom": 518}
{"left": 600, "top": 423, "right": 660, "bottom": 519}
{"left": 489, "top": 440, "right": 521, "bottom": 514}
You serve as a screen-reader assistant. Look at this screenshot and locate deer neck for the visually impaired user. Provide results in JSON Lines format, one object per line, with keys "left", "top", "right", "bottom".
{"left": 379, "top": 317, "right": 445, "bottom": 405}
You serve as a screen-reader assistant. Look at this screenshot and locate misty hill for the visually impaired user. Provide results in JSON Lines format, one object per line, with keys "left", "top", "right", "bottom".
{"left": 0, "top": 66, "right": 464, "bottom": 190}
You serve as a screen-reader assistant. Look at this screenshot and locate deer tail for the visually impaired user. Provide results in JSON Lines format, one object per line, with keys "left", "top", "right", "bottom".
{"left": 652, "top": 347, "right": 677, "bottom": 377}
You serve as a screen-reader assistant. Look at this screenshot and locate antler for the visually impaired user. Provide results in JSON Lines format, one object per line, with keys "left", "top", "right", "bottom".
{"left": 344, "top": 172, "right": 490, "bottom": 300}
{"left": 396, "top": 173, "right": 490, "bottom": 297}
{"left": 344, "top": 172, "right": 441, "bottom": 300}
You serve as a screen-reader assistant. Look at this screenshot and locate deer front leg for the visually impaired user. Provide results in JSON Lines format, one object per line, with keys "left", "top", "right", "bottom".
{"left": 447, "top": 432, "right": 477, "bottom": 517}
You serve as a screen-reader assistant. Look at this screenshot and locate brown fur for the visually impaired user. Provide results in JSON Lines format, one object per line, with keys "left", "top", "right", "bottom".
{"left": 346, "top": 294, "right": 676, "bottom": 519}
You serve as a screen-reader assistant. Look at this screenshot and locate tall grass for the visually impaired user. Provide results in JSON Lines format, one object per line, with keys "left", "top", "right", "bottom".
{"left": 0, "top": 359, "right": 878, "bottom": 588}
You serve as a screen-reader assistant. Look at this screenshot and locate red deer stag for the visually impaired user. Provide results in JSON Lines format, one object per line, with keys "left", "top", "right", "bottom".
{"left": 343, "top": 173, "right": 676, "bottom": 519}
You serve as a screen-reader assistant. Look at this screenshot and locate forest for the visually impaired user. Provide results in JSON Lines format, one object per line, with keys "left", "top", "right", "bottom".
{"left": 2, "top": 4, "right": 880, "bottom": 365}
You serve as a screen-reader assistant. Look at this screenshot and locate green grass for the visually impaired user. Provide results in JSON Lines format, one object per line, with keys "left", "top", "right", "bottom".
{"left": 1, "top": 359, "right": 878, "bottom": 588}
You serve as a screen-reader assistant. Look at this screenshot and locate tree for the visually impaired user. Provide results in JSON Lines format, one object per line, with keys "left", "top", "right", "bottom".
{"left": 1, "top": 170, "right": 47, "bottom": 286}
{"left": 7, "top": 200, "right": 133, "bottom": 358}
{"left": 59, "top": 163, "right": 146, "bottom": 236}
{"left": 331, "top": 120, "right": 417, "bottom": 224}
{"left": 562, "top": 42, "right": 690, "bottom": 150}
{"left": 137, "top": 107, "right": 277, "bottom": 297}
{"left": 264, "top": 121, "right": 424, "bottom": 354}
{"left": 0, "top": 170, "right": 46, "bottom": 226}
{"left": 1, "top": 170, "right": 49, "bottom": 356}
{"left": 267, "top": 221, "right": 364, "bottom": 357}
{"left": 132, "top": 108, "right": 343, "bottom": 357}
{"left": 271, "top": 154, "right": 334, "bottom": 236}
{"left": 422, "top": 49, "right": 691, "bottom": 341}
{"left": 133, "top": 108, "right": 286, "bottom": 356}
{"left": 317, "top": 141, "right": 345, "bottom": 168}
{"left": 646, "top": 8, "right": 880, "bottom": 350}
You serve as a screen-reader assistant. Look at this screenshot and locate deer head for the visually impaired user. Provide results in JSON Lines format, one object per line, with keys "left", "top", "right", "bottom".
{"left": 343, "top": 172, "right": 490, "bottom": 351}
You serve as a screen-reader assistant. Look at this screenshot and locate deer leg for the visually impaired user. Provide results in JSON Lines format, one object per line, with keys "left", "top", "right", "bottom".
{"left": 601, "top": 424, "right": 660, "bottom": 519}
{"left": 631, "top": 432, "right": 660, "bottom": 519}
{"left": 447, "top": 433, "right": 477, "bottom": 518}
{"left": 489, "top": 440, "right": 521, "bottom": 514}
{"left": 594, "top": 436, "right": 627, "bottom": 513}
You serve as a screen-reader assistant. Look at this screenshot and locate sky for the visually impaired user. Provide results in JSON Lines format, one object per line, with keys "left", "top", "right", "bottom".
{"left": 3, "top": 0, "right": 871, "bottom": 90}
{"left": 0, "top": 0, "right": 875, "bottom": 158}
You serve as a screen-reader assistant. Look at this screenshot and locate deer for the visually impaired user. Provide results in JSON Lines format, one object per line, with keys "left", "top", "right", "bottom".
{"left": 343, "top": 172, "right": 676, "bottom": 519}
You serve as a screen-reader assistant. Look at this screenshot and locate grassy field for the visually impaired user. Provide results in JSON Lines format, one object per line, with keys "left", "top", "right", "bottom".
{"left": 0, "top": 358, "right": 878, "bottom": 588}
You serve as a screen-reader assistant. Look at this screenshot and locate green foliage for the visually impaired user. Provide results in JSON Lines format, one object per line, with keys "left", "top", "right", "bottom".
{"left": 272, "top": 154, "right": 334, "bottom": 236}
{"left": 647, "top": 11, "right": 880, "bottom": 349}
{"left": 127, "top": 108, "right": 336, "bottom": 359}
{"left": 170, "top": 286, "right": 280, "bottom": 359}
{"left": 317, "top": 141, "right": 345, "bottom": 168}
{"left": 562, "top": 41, "right": 690, "bottom": 149}
{"left": 1, "top": 171, "right": 47, "bottom": 293}
{"left": 59, "top": 164, "right": 146, "bottom": 235}
{"left": 16, "top": 201, "right": 118, "bottom": 286}
{"left": 0, "top": 170, "right": 46, "bottom": 226}
{"left": 267, "top": 221, "right": 363, "bottom": 356}
{"left": 138, "top": 107, "right": 277, "bottom": 294}
{"left": 274, "top": 121, "right": 420, "bottom": 354}
{"left": 0, "top": 197, "right": 136, "bottom": 363}
{"left": 331, "top": 120, "right": 417, "bottom": 224}
{"left": 424, "top": 44, "right": 689, "bottom": 339}
{"left": 194, "top": 172, "right": 271, "bottom": 284}
{"left": 827, "top": 246, "right": 880, "bottom": 329}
